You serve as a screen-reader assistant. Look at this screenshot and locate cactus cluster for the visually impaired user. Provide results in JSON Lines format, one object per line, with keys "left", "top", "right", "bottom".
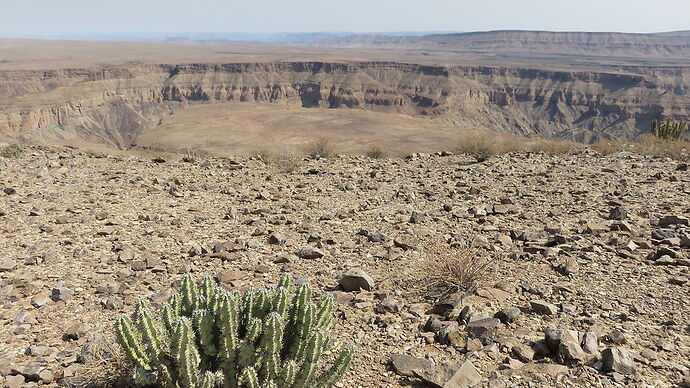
{"left": 652, "top": 119, "right": 687, "bottom": 140}
{"left": 115, "top": 274, "right": 354, "bottom": 388}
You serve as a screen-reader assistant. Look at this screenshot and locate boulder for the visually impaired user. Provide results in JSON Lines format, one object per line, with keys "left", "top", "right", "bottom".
{"left": 512, "top": 344, "right": 535, "bottom": 362}
{"left": 465, "top": 318, "right": 501, "bottom": 345}
{"left": 296, "top": 247, "right": 324, "bottom": 259}
{"left": 558, "top": 340, "right": 587, "bottom": 363}
{"left": 494, "top": 307, "right": 521, "bottom": 323}
{"left": 601, "top": 347, "right": 636, "bottom": 375}
{"left": 658, "top": 215, "right": 689, "bottom": 227}
{"left": 444, "top": 360, "right": 481, "bottom": 388}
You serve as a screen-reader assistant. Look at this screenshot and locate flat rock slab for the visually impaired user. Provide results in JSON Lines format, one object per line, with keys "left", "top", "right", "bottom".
{"left": 390, "top": 353, "right": 433, "bottom": 377}
{"left": 339, "top": 269, "right": 375, "bottom": 291}
{"left": 518, "top": 363, "right": 569, "bottom": 377}
{"left": 296, "top": 247, "right": 324, "bottom": 259}
{"left": 530, "top": 300, "right": 558, "bottom": 315}
{"left": 0, "top": 260, "right": 16, "bottom": 272}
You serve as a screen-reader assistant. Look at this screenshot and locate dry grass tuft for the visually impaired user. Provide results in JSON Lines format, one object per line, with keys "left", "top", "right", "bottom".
{"left": 402, "top": 241, "right": 494, "bottom": 301}
{"left": 303, "top": 137, "right": 335, "bottom": 159}
{"left": 634, "top": 135, "right": 689, "bottom": 160}
{"left": 255, "top": 144, "right": 302, "bottom": 173}
{"left": 529, "top": 139, "right": 581, "bottom": 155}
{"left": 452, "top": 131, "right": 689, "bottom": 162}
{"left": 78, "top": 353, "right": 132, "bottom": 388}
{"left": 454, "top": 131, "right": 523, "bottom": 162}
{"left": 591, "top": 139, "right": 628, "bottom": 155}
{"left": 365, "top": 144, "right": 387, "bottom": 159}
{"left": 590, "top": 136, "right": 689, "bottom": 161}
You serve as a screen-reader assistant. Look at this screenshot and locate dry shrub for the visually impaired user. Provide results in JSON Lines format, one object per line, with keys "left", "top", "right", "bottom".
{"left": 255, "top": 144, "right": 302, "bottom": 173}
{"left": 303, "top": 137, "right": 335, "bottom": 159}
{"left": 365, "top": 144, "right": 387, "bottom": 159}
{"left": 454, "top": 131, "right": 524, "bottom": 162}
{"left": 0, "top": 144, "right": 25, "bottom": 158}
{"left": 182, "top": 148, "right": 202, "bottom": 163}
{"left": 591, "top": 139, "right": 628, "bottom": 155}
{"left": 634, "top": 135, "right": 688, "bottom": 160}
{"left": 455, "top": 133, "right": 502, "bottom": 162}
{"left": 410, "top": 246, "right": 493, "bottom": 301}
{"left": 66, "top": 334, "right": 132, "bottom": 388}
{"left": 78, "top": 354, "right": 131, "bottom": 388}
{"left": 530, "top": 139, "right": 581, "bottom": 155}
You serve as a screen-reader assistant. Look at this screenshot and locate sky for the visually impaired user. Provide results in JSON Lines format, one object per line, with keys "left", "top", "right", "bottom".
{"left": 1, "top": 0, "right": 689, "bottom": 37}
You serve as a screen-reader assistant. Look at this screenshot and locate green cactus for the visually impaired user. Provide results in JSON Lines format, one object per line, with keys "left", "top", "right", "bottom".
{"left": 115, "top": 274, "right": 353, "bottom": 388}
{"left": 652, "top": 119, "right": 688, "bottom": 140}
{"left": 239, "top": 367, "right": 260, "bottom": 388}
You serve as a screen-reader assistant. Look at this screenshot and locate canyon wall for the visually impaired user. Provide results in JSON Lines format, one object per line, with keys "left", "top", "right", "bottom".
{"left": 1, "top": 61, "right": 689, "bottom": 148}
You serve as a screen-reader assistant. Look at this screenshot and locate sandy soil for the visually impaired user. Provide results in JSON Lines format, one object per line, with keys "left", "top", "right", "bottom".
{"left": 134, "top": 102, "right": 467, "bottom": 155}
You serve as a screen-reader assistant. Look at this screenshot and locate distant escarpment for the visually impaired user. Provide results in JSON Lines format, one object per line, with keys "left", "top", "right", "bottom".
{"left": 312, "top": 30, "right": 690, "bottom": 61}
{"left": 1, "top": 61, "right": 689, "bottom": 147}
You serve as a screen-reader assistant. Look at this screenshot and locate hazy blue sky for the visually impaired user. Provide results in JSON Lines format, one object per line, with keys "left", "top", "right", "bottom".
{"left": 1, "top": 0, "right": 689, "bottom": 36}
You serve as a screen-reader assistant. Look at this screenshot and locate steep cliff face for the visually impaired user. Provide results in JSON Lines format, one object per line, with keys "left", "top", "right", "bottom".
{"left": 1, "top": 61, "right": 689, "bottom": 147}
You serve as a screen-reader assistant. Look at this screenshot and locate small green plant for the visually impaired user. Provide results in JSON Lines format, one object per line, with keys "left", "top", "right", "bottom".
{"left": 652, "top": 119, "right": 687, "bottom": 140}
{"left": 115, "top": 274, "right": 354, "bottom": 388}
{"left": 0, "top": 144, "right": 25, "bottom": 158}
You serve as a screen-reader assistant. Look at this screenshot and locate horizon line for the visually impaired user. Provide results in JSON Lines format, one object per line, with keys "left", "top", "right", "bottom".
{"left": 2, "top": 29, "right": 690, "bottom": 39}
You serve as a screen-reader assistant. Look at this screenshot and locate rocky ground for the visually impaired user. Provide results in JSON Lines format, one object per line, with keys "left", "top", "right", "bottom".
{"left": 0, "top": 146, "right": 689, "bottom": 388}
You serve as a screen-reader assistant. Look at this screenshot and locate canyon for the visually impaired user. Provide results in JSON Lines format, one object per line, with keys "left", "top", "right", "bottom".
{"left": 1, "top": 32, "right": 690, "bottom": 151}
{"left": 2, "top": 30, "right": 690, "bottom": 388}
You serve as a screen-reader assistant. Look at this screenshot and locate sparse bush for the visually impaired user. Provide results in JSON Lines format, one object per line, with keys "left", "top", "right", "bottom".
{"left": 115, "top": 274, "right": 354, "bottom": 388}
{"left": 530, "top": 139, "right": 580, "bottom": 155}
{"left": 0, "top": 144, "right": 25, "bottom": 158}
{"left": 591, "top": 139, "right": 627, "bottom": 155}
{"left": 303, "top": 137, "right": 335, "bottom": 159}
{"left": 365, "top": 145, "right": 386, "bottom": 159}
{"left": 652, "top": 119, "right": 687, "bottom": 141}
{"left": 455, "top": 135, "right": 499, "bottom": 162}
{"left": 256, "top": 145, "right": 302, "bottom": 173}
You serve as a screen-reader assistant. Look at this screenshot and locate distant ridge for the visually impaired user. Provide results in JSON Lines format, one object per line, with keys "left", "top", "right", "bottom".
{"left": 307, "top": 30, "right": 690, "bottom": 60}
{"left": 655, "top": 30, "right": 690, "bottom": 37}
